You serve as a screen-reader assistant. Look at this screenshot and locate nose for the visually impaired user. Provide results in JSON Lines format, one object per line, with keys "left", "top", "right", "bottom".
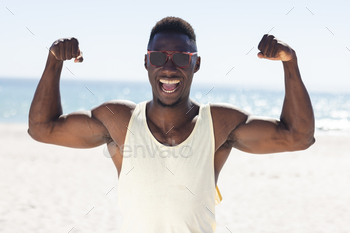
{"left": 161, "top": 56, "right": 177, "bottom": 73}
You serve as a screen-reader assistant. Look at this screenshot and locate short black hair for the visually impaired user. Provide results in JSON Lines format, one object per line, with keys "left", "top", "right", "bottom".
{"left": 148, "top": 16, "right": 196, "bottom": 47}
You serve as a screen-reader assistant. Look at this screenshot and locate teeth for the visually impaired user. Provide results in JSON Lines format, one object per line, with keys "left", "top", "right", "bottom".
{"left": 159, "top": 79, "right": 180, "bottom": 84}
{"left": 161, "top": 86, "right": 179, "bottom": 93}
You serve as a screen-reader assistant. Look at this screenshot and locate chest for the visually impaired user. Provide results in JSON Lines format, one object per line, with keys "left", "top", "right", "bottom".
{"left": 146, "top": 118, "right": 197, "bottom": 146}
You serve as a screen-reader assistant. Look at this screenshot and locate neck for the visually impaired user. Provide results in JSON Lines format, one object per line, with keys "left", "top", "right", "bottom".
{"left": 146, "top": 97, "right": 198, "bottom": 131}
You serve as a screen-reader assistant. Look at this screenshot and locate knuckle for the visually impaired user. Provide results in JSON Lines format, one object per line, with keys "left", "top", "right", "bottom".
{"left": 52, "top": 38, "right": 67, "bottom": 46}
{"left": 70, "top": 37, "right": 79, "bottom": 45}
{"left": 58, "top": 38, "right": 66, "bottom": 44}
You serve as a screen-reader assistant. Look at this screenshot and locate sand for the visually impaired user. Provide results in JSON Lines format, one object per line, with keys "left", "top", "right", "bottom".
{"left": 1, "top": 123, "right": 350, "bottom": 233}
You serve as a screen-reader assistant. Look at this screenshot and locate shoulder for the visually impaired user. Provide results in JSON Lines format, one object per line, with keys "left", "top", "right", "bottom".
{"left": 92, "top": 100, "right": 136, "bottom": 129}
{"left": 209, "top": 103, "right": 248, "bottom": 125}
{"left": 209, "top": 103, "right": 249, "bottom": 148}
{"left": 93, "top": 100, "right": 136, "bottom": 117}
{"left": 91, "top": 100, "right": 137, "bottom": 146}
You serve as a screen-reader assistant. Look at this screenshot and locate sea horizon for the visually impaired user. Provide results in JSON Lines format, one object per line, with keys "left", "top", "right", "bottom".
{"left": 1, "top": 77, "right": 349, "bottom": 135}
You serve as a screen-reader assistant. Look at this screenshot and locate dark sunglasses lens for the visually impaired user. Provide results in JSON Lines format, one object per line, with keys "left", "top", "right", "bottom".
{"left": 150, "top": 52, "right": 167, "bottom": 66}
{"left": 173, "top": 53, "right": 190, "bottom": 67}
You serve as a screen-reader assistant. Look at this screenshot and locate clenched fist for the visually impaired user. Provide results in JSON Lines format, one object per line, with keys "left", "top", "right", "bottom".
{"left": 49, "top": 37, "right": 83, "bottom": 63}
{"left": 257, "top": 34, "right": 295, "bottom": 62}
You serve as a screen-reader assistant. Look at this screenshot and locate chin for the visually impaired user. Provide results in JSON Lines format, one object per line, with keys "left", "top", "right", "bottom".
{"left": 157, "top": 97, "right": 182, "bottom": 108}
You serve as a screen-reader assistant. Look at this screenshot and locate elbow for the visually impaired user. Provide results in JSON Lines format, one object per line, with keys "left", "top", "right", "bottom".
{"left": 27, "top": 127, "right": 41, "bottom": 142}
{"left": 296, "top": 135, "right": 315, "bottom": 150}
{"left": 288, "top": 131, "right": 315, "bottom": 151}
{"left": 27, "top": 122, "right": 50, "bottom": 143}
{"left": 27, "top": 127, "right": 44, "bottom": 142}
{"left": 283, "top": 119, "right": 315, "bottom": 151}
{"left": 298, "top": 124, "right": 316, "bottom": 150}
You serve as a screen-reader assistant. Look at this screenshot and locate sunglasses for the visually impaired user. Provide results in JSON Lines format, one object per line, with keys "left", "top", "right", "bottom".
{"left": 147, "top": 50, "right": 198, "bottom": 68}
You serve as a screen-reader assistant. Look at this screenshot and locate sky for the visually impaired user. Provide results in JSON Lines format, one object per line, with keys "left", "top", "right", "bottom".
{"left": 1, "top": 0, "right": 349, "bottom": 93}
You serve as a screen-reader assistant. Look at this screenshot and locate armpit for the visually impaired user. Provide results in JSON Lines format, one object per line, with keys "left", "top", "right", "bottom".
{"left": 106, "top": 140, "right": 118, "bottom": 157}
{"left": 220, "top": 139, "right": 235, "bottom": 150}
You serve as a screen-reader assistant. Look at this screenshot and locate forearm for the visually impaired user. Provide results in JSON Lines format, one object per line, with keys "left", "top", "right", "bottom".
{"left": 29, "top": 52, "right": 63, "bottom": 127}
{"left": 280, "top": 52, "right": 315, "bottom": 145}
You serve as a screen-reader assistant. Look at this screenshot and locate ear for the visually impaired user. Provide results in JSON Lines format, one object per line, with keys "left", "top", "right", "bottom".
{"left": 194, "top": 56, "right": 201, "bottom": 73}
{"left": 144, "top": 54, "right": 148, "bottom": 70}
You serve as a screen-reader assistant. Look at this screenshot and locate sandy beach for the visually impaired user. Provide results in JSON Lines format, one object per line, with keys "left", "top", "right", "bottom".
{"left": 1, "top": 123, "right": 350, "bottom": 233}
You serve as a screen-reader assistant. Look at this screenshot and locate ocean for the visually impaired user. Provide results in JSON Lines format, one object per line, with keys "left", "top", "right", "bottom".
{"left": 1, "top": 78, "right": 349, "bottom": 135}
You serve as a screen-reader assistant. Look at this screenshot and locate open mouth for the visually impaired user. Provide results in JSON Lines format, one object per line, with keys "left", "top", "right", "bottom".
{"left": 159, "top": 79, "right": 181, "bottom": 94}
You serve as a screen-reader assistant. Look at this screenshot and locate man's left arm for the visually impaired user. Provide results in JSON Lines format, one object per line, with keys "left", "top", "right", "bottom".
{"left": 230, "top": 34, "right": 315, "bottom": 153}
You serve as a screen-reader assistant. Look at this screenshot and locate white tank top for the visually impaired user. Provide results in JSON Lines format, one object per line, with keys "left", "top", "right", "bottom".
{"left": 117, "top": 101, "right": 217, "bottom": 233}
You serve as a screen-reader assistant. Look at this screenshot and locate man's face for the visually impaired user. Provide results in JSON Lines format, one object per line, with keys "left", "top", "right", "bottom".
{"left": 145, "top": 32, "right": 200, "bottom": 107}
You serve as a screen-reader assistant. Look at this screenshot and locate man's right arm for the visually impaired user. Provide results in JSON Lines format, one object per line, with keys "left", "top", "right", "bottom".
{"left": 28, "top": 38, "right": 110, "bottom": 148}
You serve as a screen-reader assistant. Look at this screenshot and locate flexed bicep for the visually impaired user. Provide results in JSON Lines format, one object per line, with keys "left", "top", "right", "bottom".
{"left": 230, "top": 116, "right": 294, "bottom": 154}
{"left": 29, "top": 108, "right": 110, "bottom": 148}
{"left": 223, "top": 34, "right": 314, "bottom": 154}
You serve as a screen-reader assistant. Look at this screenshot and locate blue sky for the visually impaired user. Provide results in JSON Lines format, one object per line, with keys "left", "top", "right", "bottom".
{"left": 1, "top": 0, "right": 349, "bottom": 92}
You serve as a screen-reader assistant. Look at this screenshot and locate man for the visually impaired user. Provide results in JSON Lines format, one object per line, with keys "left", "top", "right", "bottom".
{"left": 28, "top": 17, "right": 315, "bottom": 233}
